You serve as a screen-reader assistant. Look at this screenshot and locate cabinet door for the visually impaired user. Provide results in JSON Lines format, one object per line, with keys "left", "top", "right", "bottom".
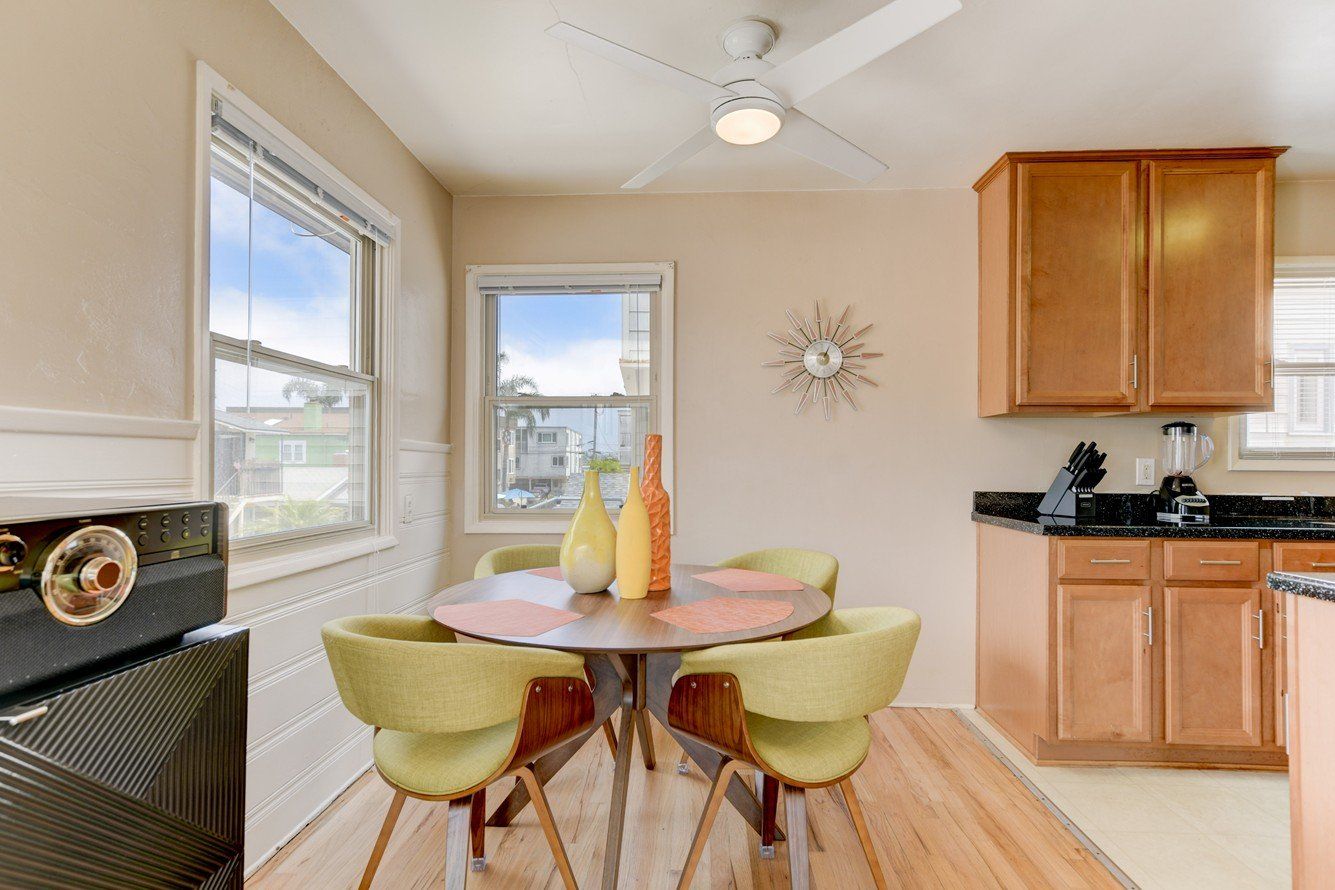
{"left": 1015, "top": 161, "right": 1140, "bottom": 407}
{"left": 1147, "top": 158, "right": 1274, "bottom": 407}
{"left": 1164, "top": 586, "right": 1264, "bottom": 746}
{"left": 1056, "top": 585, "right": 1153, "bottom": 742}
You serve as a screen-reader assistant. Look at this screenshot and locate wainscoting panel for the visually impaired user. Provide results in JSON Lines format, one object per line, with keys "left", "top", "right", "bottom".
{"left": 0, "top": 409, "right": 452, "bottom": 877}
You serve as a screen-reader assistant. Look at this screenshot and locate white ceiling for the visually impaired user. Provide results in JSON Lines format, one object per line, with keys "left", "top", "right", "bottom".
{"left": 271, "top": 0, "right": 1335, "bottom": 195}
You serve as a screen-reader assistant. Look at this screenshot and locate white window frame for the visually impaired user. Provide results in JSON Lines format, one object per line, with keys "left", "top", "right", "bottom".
{"left": 1230, "top": 257, "right": 1335, "bottom": 472}
{"left": 537, "top": 431, "right": 557, "bottom": 445}
{"left": 193, "top": 62, "right": 400, "bottom": 568}
{"left": 464, "top": 262, "right": 675, "bottom": 534}
{"left": 280, "top": 440, "right": 308, "bottom": 465}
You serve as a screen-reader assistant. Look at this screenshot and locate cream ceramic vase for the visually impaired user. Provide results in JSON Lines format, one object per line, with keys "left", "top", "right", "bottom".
{"left": 560, "top": 470, "right": 617, "bottom": 593}
{"left": 615, "top": 467, "right": 652, "bottom": 600}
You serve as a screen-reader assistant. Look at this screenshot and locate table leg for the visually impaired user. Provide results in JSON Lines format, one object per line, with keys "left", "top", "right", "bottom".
{"left": 602, "top": 656, "right": 640, "bottom": 890}
{"left": 644, "top": 653, "right": 782, "bottom": 842}
{"left": 486, "top": 652, "right": 621, "bottom": 828}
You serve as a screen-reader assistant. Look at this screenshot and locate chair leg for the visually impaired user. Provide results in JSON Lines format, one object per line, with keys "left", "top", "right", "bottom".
{"left": 602, "top": 718, "right": 619, "bottom": 759}
{"left": 469, "top": 787, "right": 486, "bottom": 872}
{"left": 784, "top": 784, "right": 811, "bottom": 890}
{"left": 840, "top": 777, "right": 888, "bottom": 889}
{"left": 757, "top": 771, "right": 778, "bottom": 859}
{"left": 517, "top": 765, "right": 579, "bottom": 890}
{"left": 358, "top": 789, "right": 405, "bottom": 890}
{"left": 677, "top": 758, "right": 741, "bottom": 889}
{"left": 444, "top": 797, "right": 472, "bottom": 890}
{"left": 676, "top": 750, "right": 691, "bottom": 774}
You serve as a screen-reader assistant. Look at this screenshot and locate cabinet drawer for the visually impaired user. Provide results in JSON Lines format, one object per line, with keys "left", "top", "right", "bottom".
{"left": 1163, "top": 541, "right": 1260, "bottom": 581}
{"left": 1273, "top": 542, "right": 1335, "bottom": 573}
{"left": 1057, "top": 540, "right": 1152, "bottom": 580}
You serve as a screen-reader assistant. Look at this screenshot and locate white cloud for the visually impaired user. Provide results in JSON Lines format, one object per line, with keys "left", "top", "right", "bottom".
{"left": 501, "top": 339, "right": 625, "bottom": 397}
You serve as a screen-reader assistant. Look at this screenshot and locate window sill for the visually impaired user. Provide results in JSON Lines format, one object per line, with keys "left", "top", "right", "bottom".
{"left": 228, "top": 531, "right": 399, "bottom": 589}
{"left": 1229, "top": 456, "right": 1335, "bottom": 472}
{"left": 465, "top": 516, "right": 578, "bottom": 536}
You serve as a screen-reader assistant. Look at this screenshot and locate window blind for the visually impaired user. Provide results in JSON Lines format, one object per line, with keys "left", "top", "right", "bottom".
{"left": 211, "top": 95, "right": 393, "bottom": 244}
{"left": 476, "top": 272, "right": 661, "bottom": 294}
{"left": 1241, "top": 265, "right": 1335, "bottom": 459}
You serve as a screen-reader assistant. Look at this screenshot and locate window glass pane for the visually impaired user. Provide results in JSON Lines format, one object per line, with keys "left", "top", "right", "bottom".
{"left": 214, "top": 350, "right": 370, "bottom": 538}
{"left": 493, "top": 291, "right": 651, "bottom": 397}
{"left": 490, "top": 403, "right": 649, "bottom": 511}
{"left": 210, "top": 145, "right": 357, "bottom": 368}
{"left": 1242, "top": 271, "right": 1335, "bottom": 457}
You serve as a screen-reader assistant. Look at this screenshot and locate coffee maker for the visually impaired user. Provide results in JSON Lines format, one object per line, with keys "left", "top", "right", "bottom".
{"left": 1156, "top": 421, "right": 1214, "bottom": 523}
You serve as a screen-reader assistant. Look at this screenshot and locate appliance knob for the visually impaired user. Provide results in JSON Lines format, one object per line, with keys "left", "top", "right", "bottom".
{"left": 160, "top": 531, "right": 171, "bottom": 544}
{"left": 78, "top": 556, "right": 123, "bottom": 593}
{"left": 0, "top": 535, "right": 27, "bottom": 569}
{"left": 161, "top": 515, "right": 171, "bottom": 527}
{"left": 137, "top": 533, "right": 149, "bottom": 547}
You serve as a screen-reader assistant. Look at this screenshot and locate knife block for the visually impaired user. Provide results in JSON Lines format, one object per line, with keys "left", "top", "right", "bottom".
{"left": 1037, "top": 467, "right": 1097, "bottom": 519}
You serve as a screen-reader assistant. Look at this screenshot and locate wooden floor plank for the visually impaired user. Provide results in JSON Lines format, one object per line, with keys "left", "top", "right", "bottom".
{"left": 247, "top": 710, "right": 1120, "bottom": 889}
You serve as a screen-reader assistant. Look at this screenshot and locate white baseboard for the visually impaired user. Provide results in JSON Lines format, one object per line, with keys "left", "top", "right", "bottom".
{"left": 890, "top": 701, "right": 975, "bottom": 710}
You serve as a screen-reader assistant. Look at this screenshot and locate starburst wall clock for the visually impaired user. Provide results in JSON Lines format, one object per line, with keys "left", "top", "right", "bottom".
{"left": 763, "top": 302, "right": 881, "bottom": 421}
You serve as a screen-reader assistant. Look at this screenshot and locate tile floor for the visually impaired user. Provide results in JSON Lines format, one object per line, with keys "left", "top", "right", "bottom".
{"left": 960, "top": 710, "right": 1291, "bottom": 890}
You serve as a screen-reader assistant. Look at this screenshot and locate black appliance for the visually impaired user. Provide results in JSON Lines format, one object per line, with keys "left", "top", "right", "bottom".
{"left": 1156, "top": 421, "right": 1215, "bottom": 524}
{"left": 0, "top": 499, "right": 245, "bottom": 888}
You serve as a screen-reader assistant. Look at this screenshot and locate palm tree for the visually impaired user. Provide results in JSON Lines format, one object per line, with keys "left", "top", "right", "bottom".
{"left": 281, "top": 378, "right": 343, "bottom": 408}
{"left": 495, "top": 352, "right": 549, "bottom": 498}
{"left": 250, "top": 497, "right": 344, "bottom": 534}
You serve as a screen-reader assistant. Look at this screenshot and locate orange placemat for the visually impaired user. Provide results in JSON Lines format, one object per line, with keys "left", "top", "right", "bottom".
{"left": 526, "top": 566, "right": 566, "bottom": 580}
{"left": 651, "top": 597, "right": 794, "bottom": 634}
{"left": 693, "top": 568, "right": 804, "bottom": 592}
{"left": 433, "top": 599, "right": 583, "bottom": 637}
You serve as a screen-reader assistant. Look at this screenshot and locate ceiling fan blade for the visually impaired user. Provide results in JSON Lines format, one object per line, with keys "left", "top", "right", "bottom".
{"left": 757, "top": 0, "right": 961, "bottom": 106}
{"left": 771, "top": 110, "right": 888, "bottom": 183}
{"left": 547, "top": 22, "right": 735, "bottom": 104}
{"left": 622, "top": 127, "right": 717, "bottom": 190}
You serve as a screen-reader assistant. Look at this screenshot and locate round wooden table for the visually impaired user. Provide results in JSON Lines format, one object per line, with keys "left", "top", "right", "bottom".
{"left": 426, "top": 563, "right": 831, "bottom": 889}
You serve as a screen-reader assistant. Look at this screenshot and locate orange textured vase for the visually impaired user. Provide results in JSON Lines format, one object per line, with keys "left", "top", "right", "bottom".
{"left": 642, "top": 434, "right": 672, "bottom": 591}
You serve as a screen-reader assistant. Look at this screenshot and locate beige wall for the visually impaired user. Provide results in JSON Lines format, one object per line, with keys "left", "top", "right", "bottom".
{"left": 451, "top": 180, "right": 1335, "bottom": 706}
{"left": 0, "top": 0, "right": 452, "bottom": 442}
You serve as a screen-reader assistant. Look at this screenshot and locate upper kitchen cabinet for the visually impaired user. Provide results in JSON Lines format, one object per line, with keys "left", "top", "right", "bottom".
{"left": 976, "top": 147, "right": 1286, "bottom": 417}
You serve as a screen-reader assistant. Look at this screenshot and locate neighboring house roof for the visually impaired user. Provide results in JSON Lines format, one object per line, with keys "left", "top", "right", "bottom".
{"left": 215, "top": 410, "right": 283, "bottom": 434}
{"left": 535, "top": 471, "right": 629, "bottom": 508}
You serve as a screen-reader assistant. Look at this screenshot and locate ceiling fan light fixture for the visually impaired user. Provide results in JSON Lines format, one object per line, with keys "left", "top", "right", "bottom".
{"left": 711, "top": 96, "right": 785, "bottom": 145}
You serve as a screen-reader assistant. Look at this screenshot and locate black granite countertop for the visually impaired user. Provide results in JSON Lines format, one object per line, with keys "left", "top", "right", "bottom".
{"left": 1267, "top": 571, "right": 1335, "bottom": 602}
{"left": 973, "top": 492, "right": 1335, "bottom": 540}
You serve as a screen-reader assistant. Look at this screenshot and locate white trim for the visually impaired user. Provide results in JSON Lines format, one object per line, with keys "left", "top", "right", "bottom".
{"left": 463, "top": 262, "right": 675, "bottom": 534}
{"left": 400, "top": 439, "right": 453, "bottom": 454}
{"left": 193, "top": 61, "right": 402, "bottom": 545}
{"left": 0, "top": 405, "right": 198, "bottom": 440}
{"left": 227, "top": 533, "right": 398, "bottom": 591}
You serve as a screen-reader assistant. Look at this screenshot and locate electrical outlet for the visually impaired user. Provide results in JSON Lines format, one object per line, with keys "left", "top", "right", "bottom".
{"left": 1135, "top": 458, "right": 1156, "bottom": 486}
{"left": 403, "top": 493, "right": 415, "bottom": 523}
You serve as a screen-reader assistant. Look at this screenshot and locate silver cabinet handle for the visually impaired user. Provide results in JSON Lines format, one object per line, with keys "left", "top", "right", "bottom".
{"left": 1199, "top": 559, "right": 1242, "bottom": 566}
{"left": 1, "top": 705, "right": 48, "bottom": 727}
{"left": 1131, "top": 354, "right": 1139, "bottom": 390}
{"left": 1254, "top": 609, "right": 1265, "bottom": 649}
{"left": 1284, "top": 691, "right": 1291, "bottom": 753}
{"left": 1090, "top": 558, "right": 1132, "bottom": 565}
{"left": 1311, "top": 562, "right": 1335, "bottom": 568}
{"left": 1143, "top": 605, "right": 1154, "bottom": 646}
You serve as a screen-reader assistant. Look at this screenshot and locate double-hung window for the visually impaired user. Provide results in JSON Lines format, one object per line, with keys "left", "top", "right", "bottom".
{"left": 207, "top": 90, "right": 392, "bottom": 542}
{"left": 465, "top": 264, "right": 674, "bottom": 532}
{"left": 1237, "top": 260, "right": 1335, "bottom": 467}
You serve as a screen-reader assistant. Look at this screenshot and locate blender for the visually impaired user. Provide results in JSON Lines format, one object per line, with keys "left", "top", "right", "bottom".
{"left": 1156, "top": 421, "right": 1214, "bottom": 523}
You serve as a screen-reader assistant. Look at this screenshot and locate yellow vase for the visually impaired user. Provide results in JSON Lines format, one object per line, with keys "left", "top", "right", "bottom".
{"left": 615, "top": 467, "right": 652, "bottom": 600}
{"left": 560, "top": 470, "right": 617, "bottom": 593}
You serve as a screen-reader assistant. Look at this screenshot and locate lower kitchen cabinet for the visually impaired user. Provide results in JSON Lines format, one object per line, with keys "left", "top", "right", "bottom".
{"left": 977, "top": 523, "right": 1285, "bottom": 768}
{"left": 1163, "top": 586, "right": 1264, "bottom": 747}
{"left": 1056, "top": 585, "right": 1153, "bottom": 743}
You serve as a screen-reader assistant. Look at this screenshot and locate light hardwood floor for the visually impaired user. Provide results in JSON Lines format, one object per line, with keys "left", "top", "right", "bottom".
{"left": 248, "top": 709, "right": 1119, "bottom": 889}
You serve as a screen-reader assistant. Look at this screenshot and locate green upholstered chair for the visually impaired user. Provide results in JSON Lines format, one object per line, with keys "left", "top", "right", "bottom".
{"left": 474, "top": 544, "right": 621, "bottom": 760}
{"left": 472, "top": 544, "right": 563, "bottom": 579}
{"left": 673, "top": 547, "right": 842, "bottom": 775}
{"left": 322, "top": 615, "right": 593, "bottom": 889}
{"left": 668, "top": 607, "right": 921, "bottom": 889}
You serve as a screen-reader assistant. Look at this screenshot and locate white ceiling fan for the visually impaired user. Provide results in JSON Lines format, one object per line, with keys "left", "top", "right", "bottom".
{"left": 546, "top": 0, "right": 962, "bottom": 190}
